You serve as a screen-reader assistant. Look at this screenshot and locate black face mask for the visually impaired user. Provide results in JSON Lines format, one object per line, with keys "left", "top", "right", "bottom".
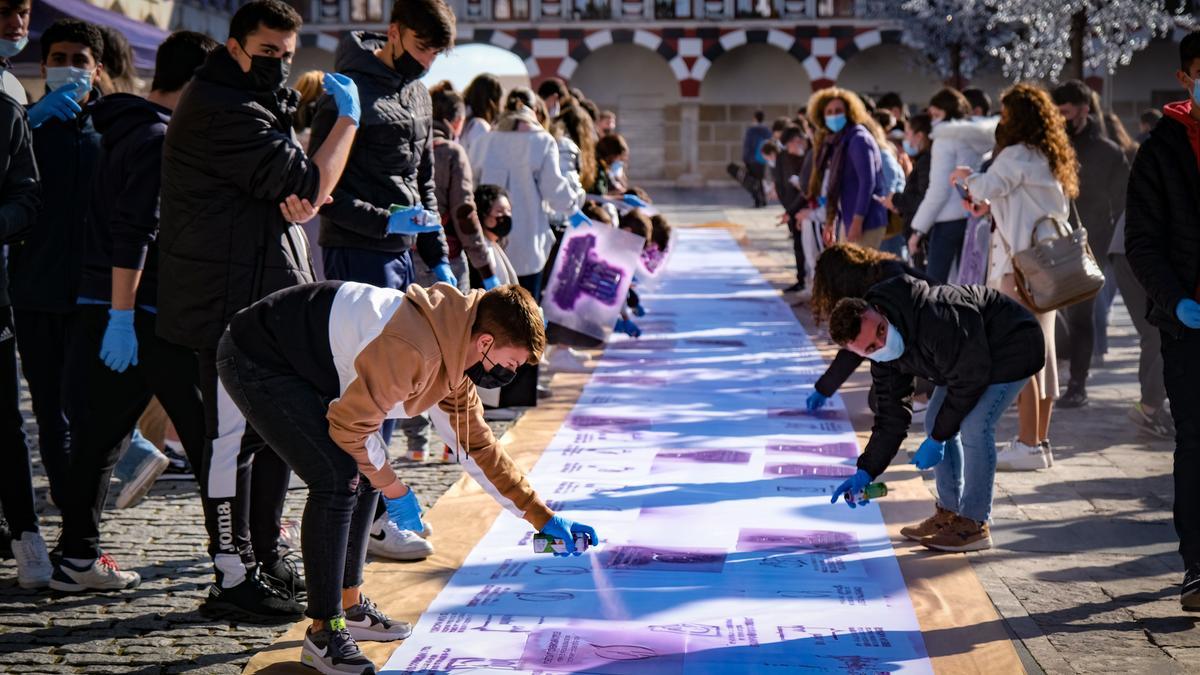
{"left": 245, "top": 51, "right": 289, "bottom": 91}
{"left": 465, "top": 346, "right": 517, "bottom": 389}
{"left": 392, "top": 35, "right": 429, "bottom": 81}
{"left": 489, "top": 214, "right": 513, "bottom": 238}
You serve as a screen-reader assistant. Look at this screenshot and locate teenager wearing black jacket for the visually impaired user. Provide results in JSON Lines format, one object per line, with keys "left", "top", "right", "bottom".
{"left": 8, "top": 19, "right": 102, "bottom": 510}
{"left": 158, "top": 0, "right": 361, "bottom": 620}
{"left": 773, "top": 125, "right": 811, "bottom": 294}
{"left": 828, "top": 276, "right": 1043, "bottom": 552}
{"left": 1125, "top": 29, "right": 1200, "bottom": 611}
{"left": 51, "top": 31, "right": 218, "bottom": 595}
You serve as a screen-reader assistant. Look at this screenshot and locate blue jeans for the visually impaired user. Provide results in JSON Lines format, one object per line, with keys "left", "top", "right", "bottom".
{"left": 924, "top": 218, "right": 967, "bottom": 284}
{"left": 925, "top": 380, "right": 1025, "bottom": 523}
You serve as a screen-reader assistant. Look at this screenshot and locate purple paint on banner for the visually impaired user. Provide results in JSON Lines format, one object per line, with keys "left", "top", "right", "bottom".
{"left": 685, "top": 338, "right": 747, "bottom": 348}
{"left": 767, "top": 441, "right": 859, "bottom": 458}
{"left": 654, "top": 449, "right": 752, "bottom": 464}
{"left": 606, "top": 338, "right": 677, "bottom": 351}
{"left": 736, "top": 528, "right": 857, "bottom": 553}
{"left": 520, "top": 626, "right": 686, "bottom": 673}
{"left": 592, "top": 374, "right": 670, "bottom": 387}
{"left": 600, "top": 545, "right": 727, "bottom": 573}
{"left": 567, "top": 415, "right": 651, "bottom": 432}
{"left": 768, "top": 408, "right": 845, "bottom": 420}
{"left": 764, "top": 463, "right": 857, "bottom": 478}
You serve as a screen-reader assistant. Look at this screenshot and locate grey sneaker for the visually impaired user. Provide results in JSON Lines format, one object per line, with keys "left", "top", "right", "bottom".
{"left": 11, "top": 531, "right": 51, "bottom": 589}
{"left": 49, "top": 553, "right": 140, "bottom": 592}
{"left": 1130, "top": 403, "right": 1175, "bottom": 440}
{"left": 301, "top": 618, "right": 375, "bottom": 674}
{"left": 345, "top": 595, "right": 411, "bottom": 642}
{"left": 113, "top": 432, "right": 169, "bottom": 509}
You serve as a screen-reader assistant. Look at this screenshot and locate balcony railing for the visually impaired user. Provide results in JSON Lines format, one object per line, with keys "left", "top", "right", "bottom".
{"left": 300, "top": 0, "right": 861, "bottom": 25}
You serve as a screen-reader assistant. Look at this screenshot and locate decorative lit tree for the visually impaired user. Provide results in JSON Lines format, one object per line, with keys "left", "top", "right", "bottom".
{"left": 985, "top": 0, "right": 1192, "bottom": 82}
{"left": 864, "top": 0, "right": 1006, "bottom": 90}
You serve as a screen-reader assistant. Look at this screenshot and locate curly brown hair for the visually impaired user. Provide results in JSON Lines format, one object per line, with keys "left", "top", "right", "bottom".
{"left": 810, "top": 243, "right": 898, "bottom": 324}
{"left": 995, "top": 83, "right": 1080, "bottom": 199}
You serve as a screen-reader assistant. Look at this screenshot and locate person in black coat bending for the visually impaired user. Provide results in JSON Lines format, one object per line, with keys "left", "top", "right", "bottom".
{"left": 827, "top": 276, "right": 1043, "bottom": 553}
{"left": 1124, "top": 29, "right": 1200, "bottom": 612}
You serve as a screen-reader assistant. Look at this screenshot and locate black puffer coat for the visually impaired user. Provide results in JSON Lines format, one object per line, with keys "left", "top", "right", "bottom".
{"left": 309, "top": 32, "right": 447, "bottom": 267}
{"left": 857, "top": 276, "right": 1044, "bottom": 478}
{"left": 157, "top": 47, "right": 319, "bottom": 350}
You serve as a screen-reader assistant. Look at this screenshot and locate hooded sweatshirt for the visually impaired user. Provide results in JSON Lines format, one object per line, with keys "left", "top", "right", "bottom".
{"left": 964, "top": 142, "right": 1070, "bottom": 285}
{"left": 310, "top": 32, "right": 448, "bottom": 268}
{"left": 228, "top": 280, "right": 553, "bottom": 529}
{"left": 79, "top": 93, "right": 171, "bottom": 308}
{"left": 910, "top": 117, "right": 998, "bottom": 236}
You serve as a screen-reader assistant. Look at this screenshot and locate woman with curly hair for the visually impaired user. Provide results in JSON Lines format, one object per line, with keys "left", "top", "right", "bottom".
{"left": 950, "top": 82, "right": 1079, "bottom": 472}
{"left": 806, "top": 243, "right": 934, "bottom": 410}
{"left": 804, "top": 87, "right": 889, "bottom": 249}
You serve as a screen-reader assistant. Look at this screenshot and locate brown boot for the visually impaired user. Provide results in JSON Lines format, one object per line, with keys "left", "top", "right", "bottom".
{"left": 899, "top": 505, "right": 956, "bottom": 542}
{"left": 920, "top": 514, "right": 992, "bottom": 552}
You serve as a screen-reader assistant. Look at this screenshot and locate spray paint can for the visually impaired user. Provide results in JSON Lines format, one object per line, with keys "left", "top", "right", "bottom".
{"left": 532, "top": 533, "right": 591, "bottom": 554}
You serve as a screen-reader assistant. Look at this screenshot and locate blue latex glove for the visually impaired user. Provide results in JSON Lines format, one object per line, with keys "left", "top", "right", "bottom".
{"left": 806, "top": 390, "right": 828, "bottom": 411}
{"left": 387, "top": 206, "right": 443, "bottom": 235}
{"left": 384, "top": 489, "right": 424, "bottom": 532}
{"left": 614, "top": 318, "right": 641, "bottom": 337}
{"left": 99, "top": 309, "right": 138, "bottom": 373}
{"left": 568, "top": 211, "right": 591, "bottom": 228}
{"left": 323, "top": 72, "right": 361, "bottom": 124}
{"left": 631, "top": 303, "right": 646, "bottom": 317}
{"left": 539, "top": 515, "right": 598, "bottom": 557}
{"left": 622, "top": 194, "right": 650, "bottom": 208}
{"left": 28, "top": 82, "right": 83, "bottom": 128}
{"left": 482, "top": 275, "right": 501, "bottom": 290}
{"left": 433, "top": 263, "right": 457, "bottom": 286}
{"left": 1178, "top": 299, "right": 1200, "bottom": 329}
{"left": 831, "top": 469, "right": 872, "bottom": 509}
{"left": 911, "top": 437, "right": 946, "bottom": 470}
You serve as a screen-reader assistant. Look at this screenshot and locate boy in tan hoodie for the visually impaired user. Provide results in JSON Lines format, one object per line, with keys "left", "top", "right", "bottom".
{"left": 216, "top": 280, "right": 597, "bottom": 675}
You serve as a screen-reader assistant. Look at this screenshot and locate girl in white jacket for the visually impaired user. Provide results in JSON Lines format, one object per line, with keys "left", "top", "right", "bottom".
{"left": 471, "top": 90, "right": 585, "bottom": 298}
{"left": 908, "top": 88, "right": 998, "bottom": 282}
{"left": 952, "top": 83, "right": 1080, "bottom": 473}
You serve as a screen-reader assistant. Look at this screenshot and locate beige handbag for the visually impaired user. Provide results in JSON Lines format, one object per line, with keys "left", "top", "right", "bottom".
{"left": 993, "top": 205, "right": 1105, "bottom": 312}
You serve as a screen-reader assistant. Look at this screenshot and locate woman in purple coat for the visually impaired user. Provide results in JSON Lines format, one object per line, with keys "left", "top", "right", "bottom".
{"left": 803, "top": 87, "right": 889, "bottom": 250}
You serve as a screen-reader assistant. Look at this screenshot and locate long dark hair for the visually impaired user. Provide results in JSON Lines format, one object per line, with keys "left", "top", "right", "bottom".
{"left": 464, "top": 73, "right": 503, "bottom": 125}
{"left": 555, "top": 104, "right": 597, "bottom": 191}
{"left": 811, "top": 243, "right": 899, "bottom": 324}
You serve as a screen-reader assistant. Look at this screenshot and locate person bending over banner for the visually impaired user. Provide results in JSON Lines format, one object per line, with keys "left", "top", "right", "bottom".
{"left": 216, "top": 280, "right": 597, "bottom": 675}
{"left": 827, "top": 275, "right": 1043, "bottom": 553}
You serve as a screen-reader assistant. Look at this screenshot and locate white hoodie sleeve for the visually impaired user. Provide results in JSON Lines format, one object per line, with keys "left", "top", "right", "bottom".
{"left": 534, "top": 133, "right": 585, "bottom": 216}
{"left": 964, "top": 147, "right": 1022, "bottom": 203}
{"left": 909, "top": 136, "right": 956, "bottom": 235}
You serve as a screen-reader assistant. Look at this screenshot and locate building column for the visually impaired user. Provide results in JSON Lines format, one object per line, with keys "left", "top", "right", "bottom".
{"left": 677, "top": 100, "right": 703, "bottom": 187}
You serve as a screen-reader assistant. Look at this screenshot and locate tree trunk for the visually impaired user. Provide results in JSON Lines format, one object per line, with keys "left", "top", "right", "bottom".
{"left": 1066, "top": 9, "right": 1086, "bottom": 81}
{"left": 950, "top": 42, "right": 963, "bottom": 90}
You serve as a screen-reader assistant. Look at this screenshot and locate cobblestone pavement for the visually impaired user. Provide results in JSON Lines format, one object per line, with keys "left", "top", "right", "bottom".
{"left": 2, "top": 187, "right": 1196, "bottom": 673}
{"left": 0, "top": 389, "right": 522, "bottom": 673}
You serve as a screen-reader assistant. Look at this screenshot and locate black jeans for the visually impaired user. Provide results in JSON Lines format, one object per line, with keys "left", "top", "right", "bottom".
{"left": 1062, "top": 295, "right": 1095, "bottom": 388}
{"left": 13, "top": 308, "right": 71, "bottom": 505}
{"left": 1162, "top": 329, "right": 1200, "bottom": 568}
{"left": 924, "top": 218, "right": 967, "bottom": 284}
{"left": 61, "top": 306, "right": 208, "bottom": 559}
{"left": 197, "top": 346, "right": 290, "bottom": 570}
{"left": 216, "top": 333, "right": 377, "bottom": 620}
{"left": 0, "top": 306, "right": 36, "bottom": 535}
{"left": 790, "top": 223, "right": 806, "bottom": 286}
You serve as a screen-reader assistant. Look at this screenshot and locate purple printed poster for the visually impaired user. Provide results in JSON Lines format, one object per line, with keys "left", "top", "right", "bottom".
{"left": 600, "top": 545, "right": 727, "bottom": 573}
{"left": 767, "top": 440, "right": 859, "bottom": 458}
{"left": 764, "top": 463, "right": 857, "bottom": 478}
{"left": 519, "top": 626, "right": 686, "bottom": 674}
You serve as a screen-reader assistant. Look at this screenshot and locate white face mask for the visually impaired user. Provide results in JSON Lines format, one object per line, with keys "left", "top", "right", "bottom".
{"left": 865, "top": 322, "right": 905, "bottom": 363}
{"left": 0, "top": 36, "right": 27, "bottom": 59}
{"left": 44, "top": 66, "right": 91, "bottom": 101}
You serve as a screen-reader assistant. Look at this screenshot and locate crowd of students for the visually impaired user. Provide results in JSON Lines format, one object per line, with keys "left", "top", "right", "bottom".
{"left": 0, "top": 0, "right": 672, "bottom": 670}
{"left": 740, "top": 32, "right": 1200, "bottom": 613}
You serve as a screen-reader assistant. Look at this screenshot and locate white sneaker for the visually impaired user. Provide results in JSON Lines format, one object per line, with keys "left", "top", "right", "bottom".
{"left": 996, "top": 438, "right": 1050, "bottom": 472}
{"left": 367, "top": 517, "right": 433, "bottom": 561}
{"left": 1041, "top": 440, "right": 1054, "bottom": 467}
{"left": 547, "top": 346, "right": 591, "bottom": 373}
{"left": 49, "top": 553, "right": 140, "bottom": 592}
{"left": 11, "top": 531, "right": 51, "bottom": 589}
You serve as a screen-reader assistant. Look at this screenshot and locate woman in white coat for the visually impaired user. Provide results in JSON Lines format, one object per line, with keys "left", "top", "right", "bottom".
{"left": 908, "top": 88, "right": 998, "bottom": 282}
{"left": 471, "top": 88, "right": 586, "bottom": 299}
{"left": 951, "top": 83, "right": 1079, "bottom": 472}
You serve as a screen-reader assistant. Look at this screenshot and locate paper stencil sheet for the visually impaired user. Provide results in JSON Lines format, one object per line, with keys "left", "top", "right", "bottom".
{"left": 382, "top": 229, "right": 933, "bottom": 674}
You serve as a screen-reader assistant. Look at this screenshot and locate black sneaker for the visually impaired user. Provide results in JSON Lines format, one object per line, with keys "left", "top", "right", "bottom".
{"left": 262, "top": 550, "right": 307, "bottom": 600}
{"left": 1183, "top": 565, "right": 1200, "bottom": 612}
{"left": 1058, "top": 384, "right": 1089, "bottom": 409}
{"left": 201, "top": 566, "right": 305, "bottom": 623}
{"left": 1130, "top": 403, "right": 1175, "bottom": 440}
{"left": 0, "top": 518, "right": 12, "bottom": 560}
{"left": 783, "top": 281, "right": 805, "bottom": 293}
{"left": 301, "top": 617, "right": 376, "bottom": 674}
{"left": 345, "top": 595, "right": 412, "bottom": 642}
{"left": 158, "top": 444, "right": 194, "bottom": 481}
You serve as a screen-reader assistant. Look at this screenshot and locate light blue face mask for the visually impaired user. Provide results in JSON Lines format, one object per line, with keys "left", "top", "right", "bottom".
{"left": 825, "top": 113, "right": 847, "bottom": 133}
{"left": 902, "top": 139, "right": 919, "bottom": 157}
{"left": 0, "top": 36, "right": 27, "bottom": 59}
{"left": 610, "top": 160, "right": 625, "bottom": 177}
{"left": 1193, "top": 79, "right": 1200, "bottom": 106}
{"left": 45, "top": 66, "right": 92, "bottom": 101}
{"left": 866, "top": 321, "right": 905, "bottom": 362}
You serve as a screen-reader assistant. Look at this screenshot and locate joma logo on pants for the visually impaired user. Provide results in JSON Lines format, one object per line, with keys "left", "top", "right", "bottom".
{"left": 216, "top": 502, "right": 234, "bottom": 549}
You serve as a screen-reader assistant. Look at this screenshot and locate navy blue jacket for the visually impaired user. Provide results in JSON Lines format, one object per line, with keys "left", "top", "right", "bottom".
{"left": 9, "top": 91, "right": 100, "bottom": 312}
{"left": 78, "top": 94, "right": 169, "bottom": 308}
{"left": 0, "top": 91, "right": 39, "bottom": 306}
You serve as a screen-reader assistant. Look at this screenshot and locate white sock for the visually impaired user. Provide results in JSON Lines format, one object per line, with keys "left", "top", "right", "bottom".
{"left": 215, "top": 554, "right": 247, "bottom": 588}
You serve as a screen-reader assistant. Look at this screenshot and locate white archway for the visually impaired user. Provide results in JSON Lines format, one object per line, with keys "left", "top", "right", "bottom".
{"left": 700, "top": 43, "right": 810, "bottom": 105}
{"left": 421, "top": 43, "right": 531, "bottom": 93}
{"left": 837, "top": 43, "right": 943, "bottom": 110}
